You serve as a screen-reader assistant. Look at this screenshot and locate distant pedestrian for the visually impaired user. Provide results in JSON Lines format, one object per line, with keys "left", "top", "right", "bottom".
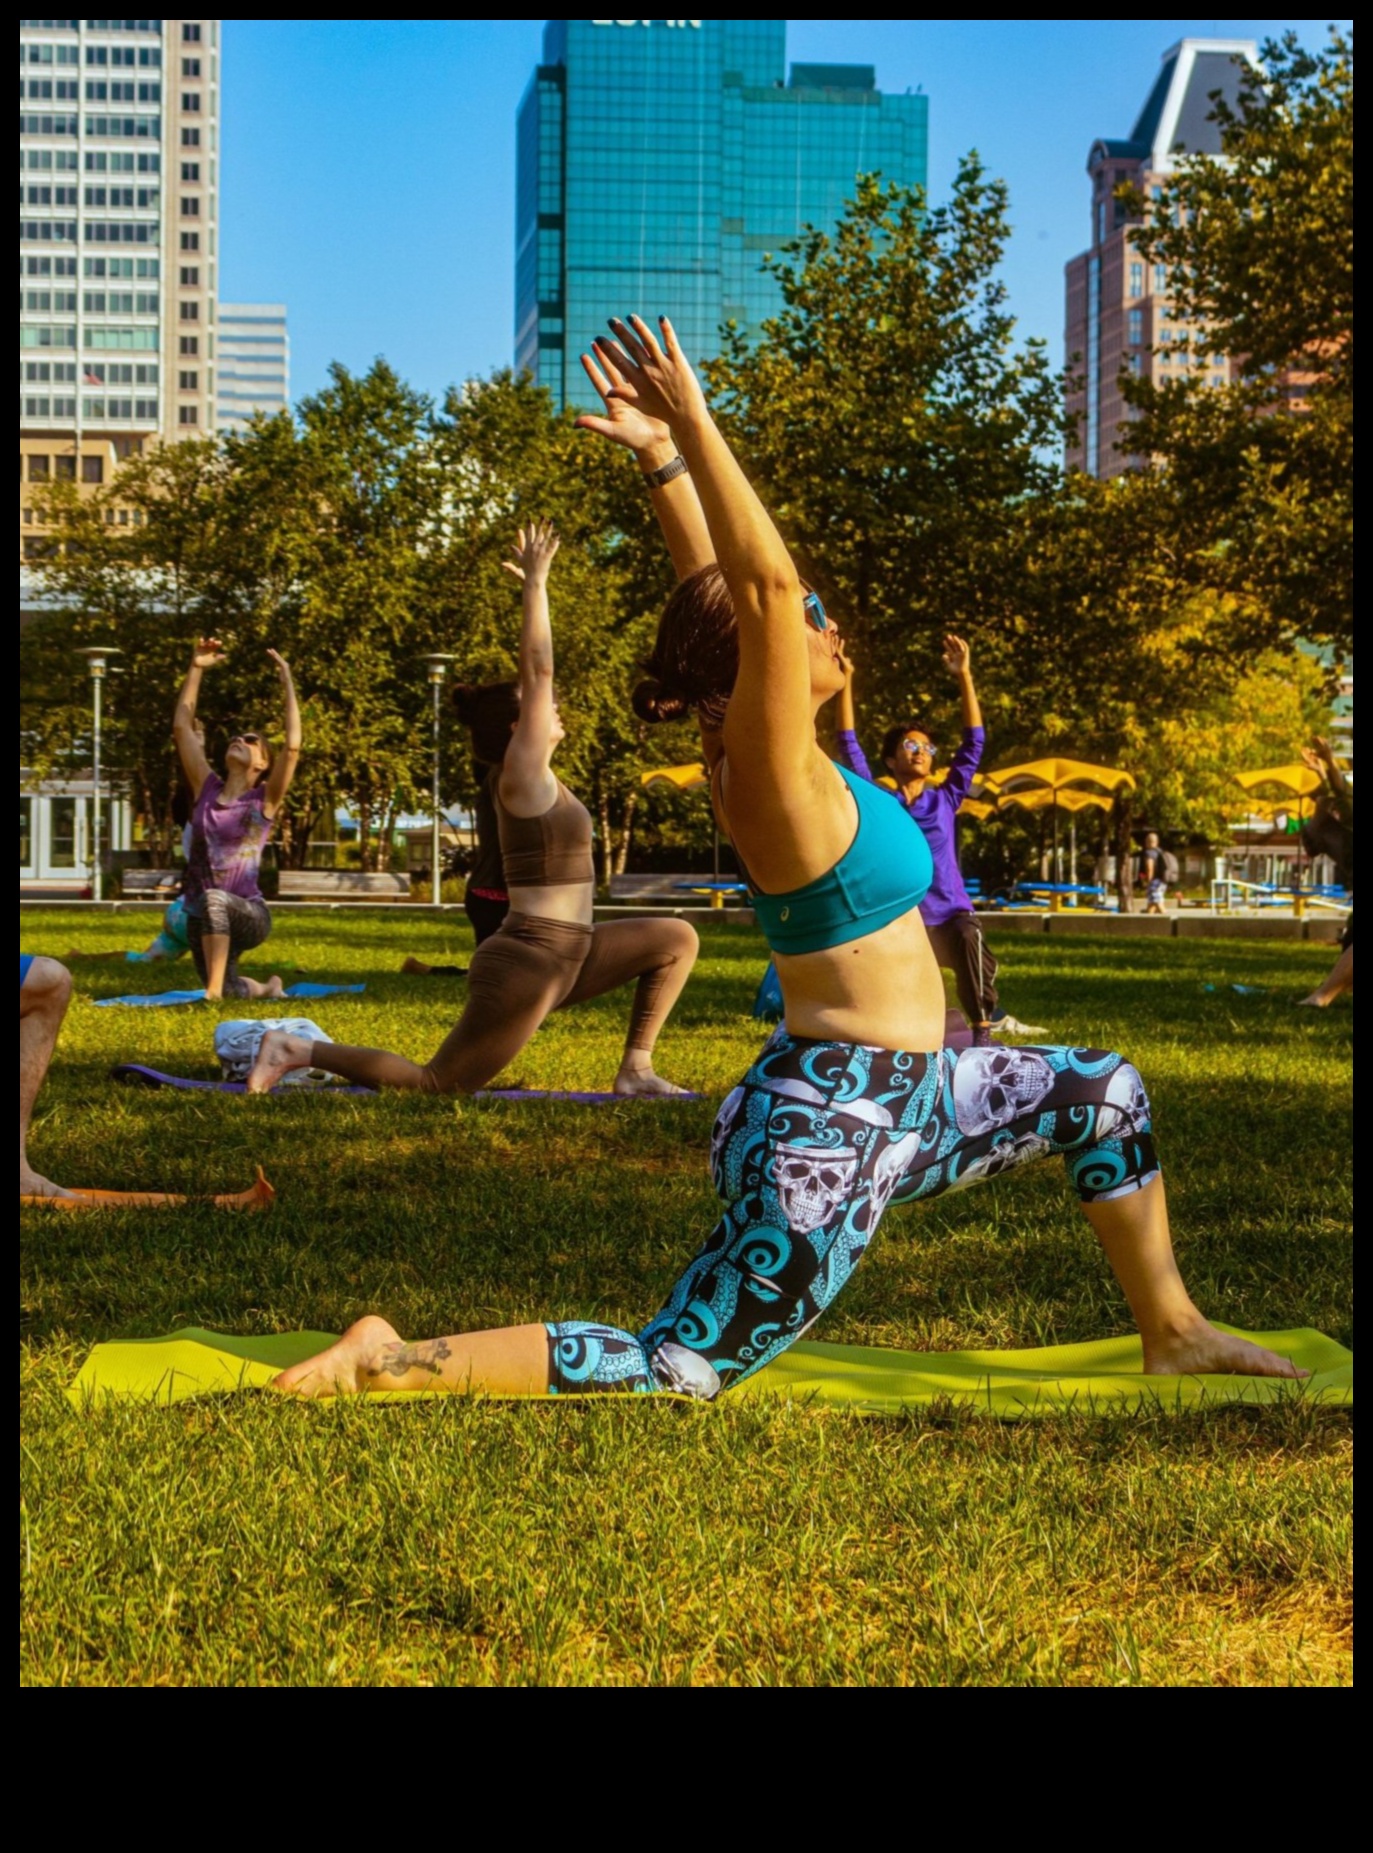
{"left": 1137, "top": 832, "right": 1173, "bottom": 915}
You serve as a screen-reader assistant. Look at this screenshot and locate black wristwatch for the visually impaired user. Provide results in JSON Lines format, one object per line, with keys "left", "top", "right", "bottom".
{"left": 642, "top": 453, "right": 688, "bottom": 489}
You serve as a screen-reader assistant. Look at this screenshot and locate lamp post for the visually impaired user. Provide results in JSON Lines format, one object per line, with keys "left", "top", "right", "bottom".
{"left": 75, "top": 645, "right": 121, "bottom": 901}
{"left": 421, "top": 654, "right": 456, "bottom": 906}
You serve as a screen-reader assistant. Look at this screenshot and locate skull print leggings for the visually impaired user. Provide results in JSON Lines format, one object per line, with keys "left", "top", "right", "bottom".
{"left": 547, "top": 1028, "right": 1158, "bottom": 1400}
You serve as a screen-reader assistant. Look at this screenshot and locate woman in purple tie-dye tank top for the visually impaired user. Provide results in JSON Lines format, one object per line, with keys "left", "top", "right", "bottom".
{"left": 172, "top": 638, "right": 303, "bottom": 999}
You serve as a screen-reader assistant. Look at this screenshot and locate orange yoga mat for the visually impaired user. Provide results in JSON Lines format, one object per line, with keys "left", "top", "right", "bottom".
{"left": 21, "top": 1166, "right": 274, "bottom": 1211}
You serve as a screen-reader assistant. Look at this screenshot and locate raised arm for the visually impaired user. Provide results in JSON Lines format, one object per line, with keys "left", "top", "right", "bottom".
{"left": 576, "top": 348, "right": 713, "bottom": 582}
{"left": 261, "top": 649, "right": 302, "bottom": 818}
{"left": 945, "top": 633, "right": 983, "bottom": 733}
{"left": 834, "top": 645, "right": 875, "bottom": 783}
{"left": 498, "top": 520, "right": 561, "bottom": 817}
{"left": 172, "top": 638, "right": 218, "bottom": 798}
{"left": 594, "top": 317, "right": 810, "bottom": 792}
{"left": 938, "top": 633, "right": 986, "bottom": 808}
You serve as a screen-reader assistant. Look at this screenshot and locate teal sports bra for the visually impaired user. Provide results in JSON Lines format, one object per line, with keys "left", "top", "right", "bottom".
{"left": 740, "top": 763, "right": 933, "bottom": 956}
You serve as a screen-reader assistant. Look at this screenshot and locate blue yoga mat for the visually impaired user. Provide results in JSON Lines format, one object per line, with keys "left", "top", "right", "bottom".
{"left": 94, "top": 982, "right": 366, "bottom": 1008}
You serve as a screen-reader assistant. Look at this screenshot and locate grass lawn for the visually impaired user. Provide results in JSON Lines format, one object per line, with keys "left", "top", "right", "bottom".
{"left": 20, "top": 909, "right": 1352, "bottom": 1687}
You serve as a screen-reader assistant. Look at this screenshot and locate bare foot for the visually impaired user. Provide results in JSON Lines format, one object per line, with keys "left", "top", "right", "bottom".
{"left": 271, "top": 1314, "right": 402, "bottom": 1397}
{"left": 246, "top": 1028, "right": 315, "bottom": 1094}
{"left": 20, "top": 1169, "right": 72, "bottom": 1199}
{"left": 232, "top": 973, "right": 285, "bottom": 1000}
{"left": 401, "top": 955, "right": 433, "bottom": 976}
{"left": 613, "top": 1062, "right": 693, "bottom": 1098}
{"left": 1296, "top": 991, "right": 1336, "bottom": 1008}
{"left": 1144, "top": 1321, "right": 1308, "bottom": 1379}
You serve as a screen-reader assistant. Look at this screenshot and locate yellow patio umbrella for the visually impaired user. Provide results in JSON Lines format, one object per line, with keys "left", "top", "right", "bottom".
{"left": 1234, "top": 764, "right": 1323, "bottom": 799}
{"left": 640, "top": 763, "right": 706, "bottom": 792}
{"left": 982, "top": 757, "right": 1135, "bottom": 886}
{"left": 1234, "top": 764, "right": 1324, "bottom": 881}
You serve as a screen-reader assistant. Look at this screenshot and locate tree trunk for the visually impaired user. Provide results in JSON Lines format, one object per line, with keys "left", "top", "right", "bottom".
{"left": 614, "top": 790, "right": 638, "bottom": 876}
{"left": 596, "top": 781, "right": 614, "bottom": 892}
{"left": 1115, "top": 794, "right": 1135, "bottom": 913}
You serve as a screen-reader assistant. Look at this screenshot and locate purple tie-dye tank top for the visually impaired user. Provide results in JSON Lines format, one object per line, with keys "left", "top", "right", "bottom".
{"left": 182, "top": 773, "right": 273, "bottom": 910}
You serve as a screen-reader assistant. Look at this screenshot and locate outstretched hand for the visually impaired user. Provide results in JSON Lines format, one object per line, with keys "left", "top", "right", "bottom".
{"left": 591, "top": 315, "right": 709, "bottom": 432}
{"left": 266, "top": 647, "right": 293, "bottom": 684}
{"left": 575, "top": 348, "right": 672, "bottom": 455}
{"left": 190, "top": 636, "right": 224, "bottom": 671}
{"left": 942, "top": 633, "right": 972, "bottom": 677}
{"left": 502, "top": 518, "right": 561, "bottom": 584}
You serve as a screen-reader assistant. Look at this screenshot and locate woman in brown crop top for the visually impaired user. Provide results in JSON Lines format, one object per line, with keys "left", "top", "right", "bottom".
{"left": 248, "top": 521, "right": 698, "bottom": 1098}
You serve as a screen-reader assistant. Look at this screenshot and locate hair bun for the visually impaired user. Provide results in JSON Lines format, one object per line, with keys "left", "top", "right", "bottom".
{"left": 450, "top": 682, "right": 479, "bottom": 721}
{"left": 632, "top": 676, "right": 692, "bottom": 725}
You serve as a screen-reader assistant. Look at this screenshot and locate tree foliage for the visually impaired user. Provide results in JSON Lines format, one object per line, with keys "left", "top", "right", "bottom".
{"left": 1119, "top": 29, "right": 1353, "bottom": 656}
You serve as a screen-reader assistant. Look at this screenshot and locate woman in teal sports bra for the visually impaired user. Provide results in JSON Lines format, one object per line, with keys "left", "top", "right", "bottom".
{"left": 271, "top": 319, "right": 1305, "bottom": 1400}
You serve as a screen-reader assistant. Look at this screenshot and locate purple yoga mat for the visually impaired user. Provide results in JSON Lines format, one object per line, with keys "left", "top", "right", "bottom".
{"left": 109, "top": 1065, "right": 701, "bottom": 1103}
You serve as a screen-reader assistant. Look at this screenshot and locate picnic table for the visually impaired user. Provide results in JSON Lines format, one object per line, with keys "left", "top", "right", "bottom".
{"left": 1008, "top": 881, "right": 1108, "bottom": 915}
{"left": 672, "top": 881, "right": 750, "bottom": 910}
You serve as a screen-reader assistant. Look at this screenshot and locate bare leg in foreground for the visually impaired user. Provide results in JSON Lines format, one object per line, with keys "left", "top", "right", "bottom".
{"left": 272, "top": 1318, "right": 550, "bottom": 1397}
{"left": 20, "top": 956, "right": 73, "bottom": 1197}
{"left": 1085, "top": 1175, "right": 1305, "bottom": 1376}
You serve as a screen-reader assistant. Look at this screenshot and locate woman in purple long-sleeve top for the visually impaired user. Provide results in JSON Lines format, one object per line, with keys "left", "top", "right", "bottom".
{"left": 836, "top": 634, "right": 1040, "bottom": 1046}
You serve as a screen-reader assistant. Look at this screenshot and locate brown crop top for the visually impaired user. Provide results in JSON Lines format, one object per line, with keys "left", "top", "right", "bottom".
{"left": 491, "top": 768, "right": 595, "bottom": 888}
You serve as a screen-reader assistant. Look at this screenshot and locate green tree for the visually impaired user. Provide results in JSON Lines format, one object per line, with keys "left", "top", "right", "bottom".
{"left": 1119, "top": 30, "right": 1353, "bottom": 656}
{"left": 706, "top": 163, "right": 1071, "bottom": 698}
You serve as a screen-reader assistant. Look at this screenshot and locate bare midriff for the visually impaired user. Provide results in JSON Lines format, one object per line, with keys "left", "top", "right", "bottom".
{"left": 774, "top": 908, "right": 947, "bottom": 1051}
{"left": 506, "top": 879, "right": 596, "bottom": 928}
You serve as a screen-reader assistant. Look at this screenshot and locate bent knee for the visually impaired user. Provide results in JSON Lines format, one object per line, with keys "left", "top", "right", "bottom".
{"left": 24, "top": 956, "right": 72, "bottom": 1008}
{"left": 1102, "top": 1057, "right": 1152, "bottom": 1133}
{"left": 661, "top": 919, "right": 700, "bottom": 961}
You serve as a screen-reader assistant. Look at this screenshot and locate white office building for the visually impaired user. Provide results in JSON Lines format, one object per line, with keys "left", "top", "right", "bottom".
{"left": 20, "top": 18, "right": 222, "bottom": 538}
{"left": 216, "top": 301, "right": 289, "bottom": 431}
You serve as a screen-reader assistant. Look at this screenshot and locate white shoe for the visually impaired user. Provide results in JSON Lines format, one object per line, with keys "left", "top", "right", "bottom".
{"left": 996, "top": 1014, "right": 1049, "bottom": 1038}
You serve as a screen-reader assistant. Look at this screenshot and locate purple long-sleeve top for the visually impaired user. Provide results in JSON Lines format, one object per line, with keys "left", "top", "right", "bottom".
{"left": 836, "top": 726, "right": 985, "bottom": 926}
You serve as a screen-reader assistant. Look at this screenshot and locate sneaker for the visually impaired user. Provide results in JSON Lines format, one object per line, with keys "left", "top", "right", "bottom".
{"left": 996, "top": 1014, "right": 1049, "bottom": 1038}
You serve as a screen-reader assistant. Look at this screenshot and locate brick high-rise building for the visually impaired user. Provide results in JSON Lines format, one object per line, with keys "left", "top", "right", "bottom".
{"left": 20, "top": 19, "right": 221, "bottom": 558}
{"left": 1064, "top": 37, "right": 1257, "bottom": 478}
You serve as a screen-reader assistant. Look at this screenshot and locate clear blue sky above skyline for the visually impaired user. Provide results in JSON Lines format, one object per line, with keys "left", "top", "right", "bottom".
{"left": 218, "top": 18, "right": 1344, "bottom": 406}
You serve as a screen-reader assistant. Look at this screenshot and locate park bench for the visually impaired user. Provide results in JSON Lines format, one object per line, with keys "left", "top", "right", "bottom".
{"left": 120, "top": 868, "right": 182, "bottom": 899}
{"left": 276, "top": 870, "right": 410, "bottom": 901}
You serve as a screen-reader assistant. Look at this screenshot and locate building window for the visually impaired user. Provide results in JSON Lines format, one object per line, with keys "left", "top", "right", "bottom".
{"left": 179, "top": 335, "right": 199, "bottom": 356}
{"left": 181, "top": 196, "right": 201, "bottom": 216}
{"left": 179, "top": 265, "right": 199, "bottom": 286}
{"left": 182, "top": 58, "right": 201, "bottom": 78}
{"left": 1128, "top": 261, "right": 1143, "bottom": 300}
{"left": 181, "top": 92, "right": 201, "bottom": 112}
{"left": 178, "top": 370, "right": 199, "bottom": 390}
{"left": 183, "top": 22, "right": 203, "bottom": 40}
{"left": 181, "top": 126, "right": 200, "bottom": 147}
{"left": 178, "top": 405, "right": 198, "bottom": 426}
{"left": 54, "top": 454, "right": 77, "bottom": 480}
{"left": 179, "top": 301, "right": 200, "bottom": 321}
{"left": 179, "top": 231, "right": 200, "bottom": 252}
{"left": 1128, "top": 308, "right": 1143, "bottom": 346}
{"left": 180, "top": 161, "right": 200, "bottom": 181}
{"left": 28, "top": 455, "right": 51, "bottom": 482}
{"left": 82, "top": 456, "right": 104, "bottom": 484}
{"left": 1096, "top": 200, "right": 1106, "bottom": 245}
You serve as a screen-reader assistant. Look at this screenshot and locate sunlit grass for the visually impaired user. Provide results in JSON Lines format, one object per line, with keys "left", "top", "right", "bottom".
{"left": 20, "top": 910, "right": 1352, "bottom": 1686}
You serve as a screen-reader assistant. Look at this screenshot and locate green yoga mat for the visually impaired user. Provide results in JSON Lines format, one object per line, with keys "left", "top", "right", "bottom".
{"left": 67, "top": 1325, "right": 1351, "bottom": 1417}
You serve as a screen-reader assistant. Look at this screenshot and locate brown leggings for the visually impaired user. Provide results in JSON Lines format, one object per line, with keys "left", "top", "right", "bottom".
{"left": 308, "top": 912, "right": 700, "bottom": 1094}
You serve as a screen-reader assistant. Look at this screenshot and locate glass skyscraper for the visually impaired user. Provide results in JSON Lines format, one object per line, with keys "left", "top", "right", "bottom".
{"left": 516, "top": 20, "right": 928, "bottom": 406}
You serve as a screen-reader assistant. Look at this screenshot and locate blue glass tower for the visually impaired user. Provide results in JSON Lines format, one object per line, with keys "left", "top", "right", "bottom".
{"left": 516, "top": 20, "right": 928, "bottom": 406}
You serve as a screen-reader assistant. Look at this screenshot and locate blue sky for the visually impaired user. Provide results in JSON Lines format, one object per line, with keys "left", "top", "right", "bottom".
{"left": 218, "top": 18, "right": 1345, "bottom": 406}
